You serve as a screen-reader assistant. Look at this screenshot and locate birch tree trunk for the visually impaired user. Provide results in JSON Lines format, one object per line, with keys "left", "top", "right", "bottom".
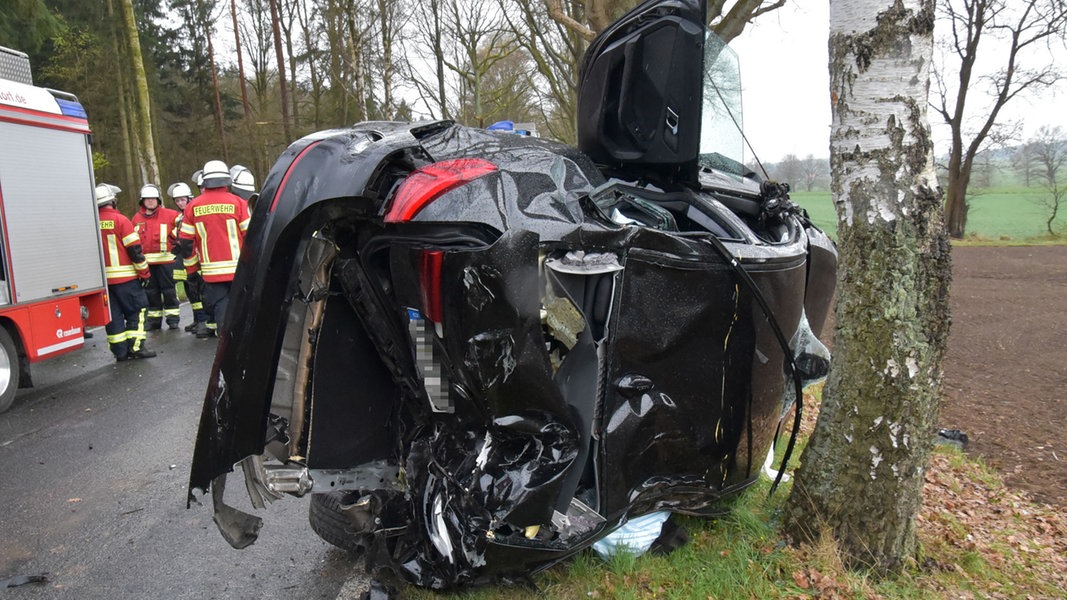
{"left": 118, "top": 0, "right": 159, "bottom": 183}
{"left": 782, "top": 0, "right": 951, "bottom": 574}
{"left": 345, "top": 7, "right": 369, "bottom": 122}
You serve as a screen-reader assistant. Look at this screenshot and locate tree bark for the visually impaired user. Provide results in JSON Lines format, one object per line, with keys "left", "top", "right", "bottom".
{"left": 431, "top": 0, "right": 449, "bottom": 119}
{"left": 231, "top": 0, "right": 259, "bottom": 175}
{"left": 118, "top": 0, "right": 160, "bottom": 183}
{"left": 344, "top": 1, "right": 369, "bottom": 122}
{"left": 200, "top": 0, "right": 229, "bottom": 163}
{"left": 783, "top": 0, "right": 951, "bottom": 575}
{"left": 106, "top": 0, "right": 136, "bottom": 197}
{"left": 280, "top": 0, "right": 299, "bottom": 129}
{"left": 268, "top": 0, "right": 292, "bottom": 142}
{"left": 375, "top": 0, "right": 389, "bottom": 119}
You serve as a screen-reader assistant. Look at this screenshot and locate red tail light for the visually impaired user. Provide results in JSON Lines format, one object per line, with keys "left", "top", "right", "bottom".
{"left": 420, "top": 250, "right": 444, "bottom": 324}
{"left": 384, "top": 158, "right": 497, "bottom": 223}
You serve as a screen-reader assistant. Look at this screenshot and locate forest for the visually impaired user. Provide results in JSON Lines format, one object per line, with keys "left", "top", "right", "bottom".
{"left": 2, "top": 0, "right": 783, "bottom": 215}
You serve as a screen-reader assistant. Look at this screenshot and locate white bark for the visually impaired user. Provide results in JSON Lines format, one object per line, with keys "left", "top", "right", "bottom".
{"left": 784, "top": 0, "right": 950, "bottom": 574}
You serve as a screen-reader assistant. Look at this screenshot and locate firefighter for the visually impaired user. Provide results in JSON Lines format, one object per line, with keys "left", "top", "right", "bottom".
{"left": 96, "top": 183, "right": 156, "bottom": 361}
{"left": 229, "top": 165, "right": 258, "bottom": 214}
{"left": 167, "top": 182, "right": 205, "bottom": 331}
{"left": 178, "top": 160, "right": 251, "bottom": 339}
{"left": 132, "top": 183, "right": 182, "bottom": 330}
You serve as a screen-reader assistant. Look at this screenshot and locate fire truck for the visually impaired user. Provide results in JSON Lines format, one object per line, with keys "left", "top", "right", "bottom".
{"left": 0, "top": 46, "right": 110, "bottom": 413}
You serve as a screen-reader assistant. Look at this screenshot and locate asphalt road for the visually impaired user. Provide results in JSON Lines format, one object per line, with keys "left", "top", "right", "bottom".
{"left": 0, "top": 306, "right": 368, "bottom": 598}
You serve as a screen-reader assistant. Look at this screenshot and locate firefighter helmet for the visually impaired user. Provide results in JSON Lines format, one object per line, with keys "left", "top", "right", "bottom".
{"left": 168, "top": 182, "right": 193, "bottom": 199}
{"left": 139, "top": 184, "right": 162, "bottom": 207}
{"left": 191, "top": 169, "right": 204, "bottom": 191}
{"left": 95, "top": 183, "right": 120, "bottom": 206}
{"left": 229, "top": 165, "right": 256, "bottom": 200}
{"left": 201, "top": 160, "right": 231, "bottom": 188}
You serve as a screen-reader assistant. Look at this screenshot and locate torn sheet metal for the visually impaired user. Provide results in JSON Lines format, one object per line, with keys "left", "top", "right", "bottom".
{"left": 186, "top": 2, "right": 837, "bottom": 589}
{"left": 186, "top": 118, "right": 834, "bottom": 588}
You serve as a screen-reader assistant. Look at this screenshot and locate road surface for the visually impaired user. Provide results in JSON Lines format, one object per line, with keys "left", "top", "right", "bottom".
{"left": 0, "top": 307, "right": 369, "bottom": 597}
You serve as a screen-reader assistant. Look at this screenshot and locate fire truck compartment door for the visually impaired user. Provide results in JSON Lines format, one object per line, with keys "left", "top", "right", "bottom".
{"left": 0, "top": 121, "right": 106, "bottom": 304}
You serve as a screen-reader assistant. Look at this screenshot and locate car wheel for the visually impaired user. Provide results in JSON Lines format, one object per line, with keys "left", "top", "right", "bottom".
{"left": 309, "top": 491, "right": 369, "bottom": 554}
{"left": 0, "top": 326, "right": 20, "bottom": 413}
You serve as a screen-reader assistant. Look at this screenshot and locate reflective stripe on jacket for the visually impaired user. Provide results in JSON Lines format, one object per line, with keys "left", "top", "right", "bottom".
{"left": 133, "top": 206, "right": 181, "bottom": 265}
{"left": 178, "top": 188, "right": 250, "bottom": 283}
{"left": 99, "top": 205, "right": 149, "bottom": 284}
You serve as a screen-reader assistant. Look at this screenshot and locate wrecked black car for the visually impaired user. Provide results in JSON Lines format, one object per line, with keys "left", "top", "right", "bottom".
{"left": 187, "top": 0, "right": 836, "bottom": 590}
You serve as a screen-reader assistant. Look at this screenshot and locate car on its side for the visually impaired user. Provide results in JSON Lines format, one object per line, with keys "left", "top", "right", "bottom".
{"left": 187, "top": 0, "right": 837, "bottom": 590}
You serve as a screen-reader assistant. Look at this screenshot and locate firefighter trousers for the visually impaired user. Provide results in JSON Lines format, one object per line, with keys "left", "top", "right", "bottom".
{"left": 203, "top": 280, "right": 232, "bottom": 333}
{"left": 177, "top": 262, "right": 206, "bottom": 325}
{"left": 145, "top": 263, "right": 180, "bottom": 329}
{"left": 105, "top": 279, "right": 149, "bottom": 359}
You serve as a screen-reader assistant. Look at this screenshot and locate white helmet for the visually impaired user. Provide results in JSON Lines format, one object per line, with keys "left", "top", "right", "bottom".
{"left": 229, "top": 165, "right": 256, "bottom": 200}
{"left": 191, "top": 169, "right": 204, "bottom": 190}
{"left": 139, "top": 183, "right": 162, "bottom": 203}
{"left": 168, "top": 182, "right": 193, "bottom": 199}
{"left": 95, "top": 183, "right": 121, "bottom": 206}
{"left": 201, "top": 159, "right": 231, "bottom": 188}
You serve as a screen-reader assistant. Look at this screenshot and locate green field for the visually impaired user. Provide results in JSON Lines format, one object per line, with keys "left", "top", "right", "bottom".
{"left": 791, "top": 187, "right": 1065, "bottom": 242}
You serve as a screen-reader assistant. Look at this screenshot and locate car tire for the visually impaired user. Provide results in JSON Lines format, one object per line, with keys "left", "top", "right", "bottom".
{"left": 309, "top": 492, "right": 368, "bottom": 554}
{"left": 0, "top": 326, "right": 20, "bottom": 414}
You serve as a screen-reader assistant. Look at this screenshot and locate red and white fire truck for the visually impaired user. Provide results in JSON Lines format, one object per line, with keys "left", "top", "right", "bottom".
{"left": 0, "top": 46, "right": 110, "bottom": 413}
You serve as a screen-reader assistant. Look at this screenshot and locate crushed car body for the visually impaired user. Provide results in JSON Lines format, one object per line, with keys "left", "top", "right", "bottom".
{"left": 187, "top": 0, "right": 837, "bottom": 589}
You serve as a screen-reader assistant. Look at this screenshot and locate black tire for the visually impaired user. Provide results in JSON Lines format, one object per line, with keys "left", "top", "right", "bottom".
{"left": 309, "top": 492, "right": 368, "bottom": 553}
{"left": 0, "top": 326, "right": 20, "bottom": 414}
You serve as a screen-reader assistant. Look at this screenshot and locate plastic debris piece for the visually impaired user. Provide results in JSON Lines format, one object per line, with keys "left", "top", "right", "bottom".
{"left": 936, "top": 428, "right": 969, "bottom": 449}
{"left": 0, "top": 574, "right": 48, "bottom": 589}
{"left": 592, "top": 512, "right": 669, "bottom": 559}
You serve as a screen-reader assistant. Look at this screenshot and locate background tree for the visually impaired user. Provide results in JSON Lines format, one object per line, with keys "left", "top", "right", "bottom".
{"left": 537, "top": 0, "right": 784, "bottom": 139}
{"left": 773, "top": 153, "right": 803, "bottom": 185}
{"left": 799, "top": 154, "right": 830, "bottom": 191}
{"left": 267, "top": 0, "right": 292, "bottom": 140}
{"left": 504, "top": 0, "right": 586, "bottom": 142}
{"left": 1012, "top": 143, "right": 1035, "bottom": 187}
{"left": 9, "top": 0, "right": 796, "bottom": 209}
{"left": 933, "top": 0, "right": 1067, "bottom": 238}
{"left": 119, "top": 0, "right": 161, "bottom": 183}
{"left": 443, "top": 0, "right": 517, "bottom": 127}
{"left": 0, "top": 0, "right": 65, "bottom": 58}
{"left": 783, "top": 0, "right": 951, "bottom": 574}
{"left": 1027, "top": 125, "right": 1067, "bottom": 234}
{"left": 545, "top": 0, "right": 785, "bottom": 41}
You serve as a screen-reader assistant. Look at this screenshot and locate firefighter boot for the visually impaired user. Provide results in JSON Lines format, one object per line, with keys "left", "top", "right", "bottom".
{"left": 193, "top": 322, "right": 215, "bottom": 339}
{"left": 130, "top": 347, "right": 157, "bottom": 359}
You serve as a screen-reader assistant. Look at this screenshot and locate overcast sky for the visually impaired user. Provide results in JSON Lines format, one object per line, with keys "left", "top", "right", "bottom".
{"left": 728, "top": 1, "right": 1067, "bottom": 164}
{"left": 729, "top": 2, "right": 831, "bottom": 164}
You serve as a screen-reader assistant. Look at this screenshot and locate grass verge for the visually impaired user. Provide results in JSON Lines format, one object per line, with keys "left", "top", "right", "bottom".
{"left": 791, "top": 188, "right": 1067, "bottom": 244}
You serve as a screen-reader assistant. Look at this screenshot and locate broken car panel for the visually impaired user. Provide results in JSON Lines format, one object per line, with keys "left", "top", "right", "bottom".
{"left": 187, "top": 0, "right": 837, "bottom": 589}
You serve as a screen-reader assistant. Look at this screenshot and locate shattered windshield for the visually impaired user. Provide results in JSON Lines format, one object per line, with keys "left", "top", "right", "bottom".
{"left": 700, "top": 33, "right": 745, "bottom": 173}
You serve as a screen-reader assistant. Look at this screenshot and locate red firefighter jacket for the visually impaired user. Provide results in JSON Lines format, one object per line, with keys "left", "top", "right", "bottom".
{"left": 99, "top": 205, "right": 150, "bottom": 284}
{"left": 133, "top": 205, "right": 181, "bottom": 265}
{"left": 178, "top": 187, "right": 251, "bottom": 283}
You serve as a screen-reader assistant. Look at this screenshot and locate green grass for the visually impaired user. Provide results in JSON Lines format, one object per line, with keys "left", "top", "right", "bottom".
{"left": 402, "top": 445, "right": 1062, "bottom": 600}
{"left": 791, "top": 186, "right": 1067, "bottom": 243}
